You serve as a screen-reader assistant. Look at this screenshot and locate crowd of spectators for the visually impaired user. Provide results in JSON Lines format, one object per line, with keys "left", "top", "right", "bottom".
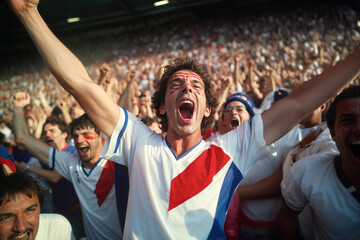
{"left": 1, "top": 2, "right": 359, "bottom": 134}
{"left": 1, "top": 3, "right": 359, "bottom": 114}
{"left": 0, "top": 1, "right": 360, "bottom": 238}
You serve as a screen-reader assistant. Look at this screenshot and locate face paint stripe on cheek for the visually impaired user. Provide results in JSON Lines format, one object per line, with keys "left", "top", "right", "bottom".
{"left": 83, "top": 134, "right": 99, "bottom": 140}
{"left": 170, "top": 88, "right": 180, "bottom": 95}
{"left": 74, "top": 133, "right": 99, "bottom": 143}
{"left": 195, "top": 91, "right": 203, "bottom": 97}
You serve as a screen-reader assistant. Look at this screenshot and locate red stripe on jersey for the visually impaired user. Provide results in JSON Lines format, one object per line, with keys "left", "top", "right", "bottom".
{"left": 0, "top": 157, "right": 16, "bottom": 173}
{"left": 168, "top": 145, "right": 231, "bottom": 211}
{"left": 94, "top": 160, "right": 115, "bottom": 207}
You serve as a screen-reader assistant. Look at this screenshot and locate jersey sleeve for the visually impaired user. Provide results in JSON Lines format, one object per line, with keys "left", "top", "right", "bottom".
{"left": 281, "top": 161, "right": 308, "bottom": 213}
{"left": 48, "top": 147, "right": 77, "bottom": 182}
{"left": 103, "top": 107, "right": 153, "bottom": 166}
{"left": 216, "top": 114, "right": 276, "bottom": 176}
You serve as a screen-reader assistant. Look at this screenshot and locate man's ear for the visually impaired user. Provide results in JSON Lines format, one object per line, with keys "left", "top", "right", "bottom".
{"left": 320, "top": 103, "right": 327, "bottom": 112}
{"left": 329, "top": 128, "right": 336, "bottom": 141}
{"left": 204, "top": 106, "right": 211, "bottom": 118}
{"left": 159, "top": 104, "right": 166, "bottom": 115}
{"left": 62, "top": 132, "right": 68, "bottom": 140}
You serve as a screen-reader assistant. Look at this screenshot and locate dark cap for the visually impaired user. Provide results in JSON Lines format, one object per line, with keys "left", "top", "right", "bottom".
{"left": 223, "top": 92, "right": 255, "bottom": 117}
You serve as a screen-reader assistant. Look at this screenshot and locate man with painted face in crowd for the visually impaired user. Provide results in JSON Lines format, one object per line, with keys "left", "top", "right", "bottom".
{"left": 12, "top": 93, "right": 125, "bottom": 240}
{"left": 7, "top": 0, "right": 360, "bottom": 238}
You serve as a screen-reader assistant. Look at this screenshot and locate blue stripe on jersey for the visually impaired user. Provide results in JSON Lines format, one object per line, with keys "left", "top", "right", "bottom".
{"left": 114, "top": 108, "right": 128, "bottom": 153}
{"left": 208, "top": 162, "right": 243, "bottom": 240}
{"left": 165, "top": 137, "right": 203, "bottom": 160}
{"left": 81, "top": 158, "right": 102, "bottom": 177}
{"left": 113, "top": 108, "right": 130, "bottom": 233}
{"left": 115, "top": 163, "right": 129, "bottom": 233}
{"left": 50, "top": 148, "right": 56, "bottom": 170}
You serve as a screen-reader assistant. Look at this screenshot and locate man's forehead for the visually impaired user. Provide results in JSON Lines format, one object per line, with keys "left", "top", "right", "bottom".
{"left": 44, "top": 123, "right": 60, "bottom": 130}
{"left": 336, "top": 98, "right": 360, "bottom": 114}
{"left": 0, "top": 192, "right": 39, "bottom": 208}
{"left": 168, "top": 70, "right": 203, "bottom": 82}
{"left": 334, "top": 98, "right": 360, "bottom": 121}
{"left": 73, "top": 126, "right": 96, "bottom": 133}
{"left": 226, "top": 101, "right": 246, "bottom": 107}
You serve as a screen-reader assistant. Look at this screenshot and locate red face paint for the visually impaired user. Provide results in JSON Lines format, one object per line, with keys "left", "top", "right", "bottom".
{"left": 169, "top": 88, "right": 179, "bottom": 95}
{"left": 168, "top": 71, "right": 204, "bottom": 96}
{"left": 195, "top": 90, "right": 203, "bottom": 97}
{"left": 83, "top": 134, "right": 98, "bottom": 140}
{"left": 168, "top": 71, "right": 203, "bottom": 83}
{"left": 73, "top": 133, "right": 99, "bottom": 143}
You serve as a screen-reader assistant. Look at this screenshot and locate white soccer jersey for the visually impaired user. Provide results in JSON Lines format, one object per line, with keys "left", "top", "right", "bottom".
{"left": 282, "top": 152, "right": 360, "bottom": 240}
{"left": 48, "top": 149, "right": 122, "bottom": 240}
{"left": 103, "top": 107, "right": 274, "bottom": 239}
{"left": 282, "top": 127, "right": 339, "bottom": 240}
{"left": 282, "top": 127, "right": 339, "bottom": 176}
{"left": 237, "top": 124, "right": 318, "bottom": 228}
{"left": 36, "top": 214, "right": 75, "bottom": 240}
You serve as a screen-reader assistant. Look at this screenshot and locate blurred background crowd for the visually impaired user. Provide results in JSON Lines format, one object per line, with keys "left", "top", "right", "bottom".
{"left": 1, "top": 2, "right": 359, "bottom": 141}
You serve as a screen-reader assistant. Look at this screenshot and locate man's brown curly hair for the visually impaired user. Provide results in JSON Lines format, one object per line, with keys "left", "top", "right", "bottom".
{"left": 152, "top": 58, "right": 218, "bottom": 133}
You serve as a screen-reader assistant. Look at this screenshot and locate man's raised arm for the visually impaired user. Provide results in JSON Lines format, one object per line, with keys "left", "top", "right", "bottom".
{"left": 13, "top": 92, "right": 50, "bottom": 165}
{"left": 262, "top": 47, "right": 360, "bottom": 145}
{"left": 7, "top": 0, "right": 119, "bottom": 137}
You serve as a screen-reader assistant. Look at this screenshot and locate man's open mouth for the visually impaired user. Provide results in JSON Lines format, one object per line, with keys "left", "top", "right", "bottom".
{"left": 179, "top": 100, "right": 194, "bottom": 120}
{"left": 230, "top": 118, "right": 240, "bottom": 128}
{"left": 79, "top": 146, "right": 90, "bottom": 154}
{"left": 10, "top": 231, "right": 30, "bottom": 240}
{"left": 350, "top": 140, "right": 360, "bottom": 158}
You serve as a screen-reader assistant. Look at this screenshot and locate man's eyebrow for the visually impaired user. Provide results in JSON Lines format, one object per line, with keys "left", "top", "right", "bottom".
{"left": 338, "top": 113, "right": 354, "bottom": 119}
{"left": 191, "top": 78, "right": 204, "bottom": 85}
{"left": 0, "top": 212, "right": 13, "bottom": 217}
{"left": 169, "top": 77, "right": 182, "bottom": 83}
{"left": 24, "top": 204, "right": 39, "bottom": 211}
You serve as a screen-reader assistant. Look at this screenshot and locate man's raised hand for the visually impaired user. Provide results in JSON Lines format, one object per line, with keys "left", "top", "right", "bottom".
{"left": 7, "top": 0, "right": 39, "bottom": 15}
{"left": 13, "top": 92, "right": 31, "bottom": 108}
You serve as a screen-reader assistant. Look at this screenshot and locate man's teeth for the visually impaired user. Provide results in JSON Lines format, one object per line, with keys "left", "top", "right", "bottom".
{"left": 351, "top": 140, "right": 360, "bottom": 145}
{"left": 13, "top": 232, "right": 28, "bottom": 239}
{"left": 80, "top": 147, "right": 89, "bottom": 153}
{"left": 181, "top": 100, "right": 193, "bottom": 105}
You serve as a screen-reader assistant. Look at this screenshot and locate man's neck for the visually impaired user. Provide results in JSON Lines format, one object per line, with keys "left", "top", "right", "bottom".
{"left": 301, "top": 119, "right": 322, "bottom": 129}
{"left": 82, "top": 144, "right": 104, "bottom": 169}
{"left": 166, "top": 132, "right": 202, "bottom": 158}
{"left": 341, "top": 158, "right": 360, "bottom": 190}
{"left": 82, "top": 159, "right": 98, "bottom": 169}
{"left": 57, "top": 142, "right": 67, "bottom": 151}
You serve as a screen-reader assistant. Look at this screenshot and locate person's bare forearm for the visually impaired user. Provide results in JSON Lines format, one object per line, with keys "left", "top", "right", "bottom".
{"left": 279, "top": 204, "right": 299, "bottom": 240}
{"left": 16, "top": 9, "right": 89, "bottom": 94}
{"left": 13, "top": 106, "right": 50, "bottom": 164}
{"left": 12, "top": 4, "right": 119, "bottom": 137}
{"left": 236, "top": 170, "right": 282, "bottom": 200}
{"left": 33, "top": 118, "right": 45, "bottom": 139}
{"left": 38, "top": 92, "right": 53, "bottom": 116}
{"left": 13, "top": 106, "right": 33, "bottom": 145}
{"left": 118, "top": 80, "right": 136, "bottom": 113}
{"left": 263, "top": 48, "right": 360, "bottom": 145}
{"left": 28, "top": 166, "right": 62, "bottom": 183}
